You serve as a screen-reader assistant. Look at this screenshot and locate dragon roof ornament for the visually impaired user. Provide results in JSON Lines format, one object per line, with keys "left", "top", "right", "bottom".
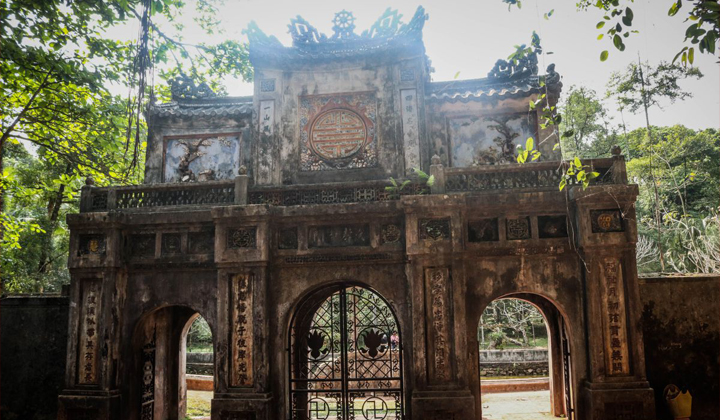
{"left": 244, "top": 6, "right": 428, "bottom": 50}
{"left": 170, "top": 74, "right": 217, "bottom": 101}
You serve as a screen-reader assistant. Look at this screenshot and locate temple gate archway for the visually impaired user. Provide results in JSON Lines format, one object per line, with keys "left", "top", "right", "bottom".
{"left": 289, "top": 285, "right": 403, "bottom": 420}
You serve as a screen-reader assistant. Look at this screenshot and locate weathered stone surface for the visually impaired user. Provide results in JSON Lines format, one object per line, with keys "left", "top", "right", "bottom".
{"left": 640, "top": 275, "right": 720, "bottom": 420}
{"left": 1, "top": 296, "right": 68, "bottom": 420}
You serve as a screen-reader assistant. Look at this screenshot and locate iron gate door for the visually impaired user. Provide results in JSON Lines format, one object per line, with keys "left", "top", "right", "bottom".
{"left": 289, "top": 285, "right": 403, "bottom": 420}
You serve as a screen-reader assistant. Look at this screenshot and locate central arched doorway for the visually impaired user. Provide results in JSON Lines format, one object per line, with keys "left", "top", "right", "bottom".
{"left": 477, "top": 294, "right": 574, "bottom": 420}
{"left": 289, "top": 285, "right": 403, "bottom": 420}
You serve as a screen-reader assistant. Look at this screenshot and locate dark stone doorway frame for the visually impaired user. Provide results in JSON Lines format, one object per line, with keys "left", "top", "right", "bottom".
{"left": 131, "top": 306, "right": 214, "bottom": 420}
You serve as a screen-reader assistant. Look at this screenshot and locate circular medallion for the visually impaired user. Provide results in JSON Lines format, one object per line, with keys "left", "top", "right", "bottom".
{"left": 309, "top": 109, "right": 368, "bottom": 161}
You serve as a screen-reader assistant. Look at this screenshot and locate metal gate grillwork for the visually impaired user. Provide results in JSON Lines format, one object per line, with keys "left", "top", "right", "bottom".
{"left": 290, "top": 286, "right": 403, "bottom": 420}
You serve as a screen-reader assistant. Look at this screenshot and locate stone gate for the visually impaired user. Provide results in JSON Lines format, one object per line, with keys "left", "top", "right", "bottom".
{"left": 57, "top": 7, "right": 656, "bottom": 420}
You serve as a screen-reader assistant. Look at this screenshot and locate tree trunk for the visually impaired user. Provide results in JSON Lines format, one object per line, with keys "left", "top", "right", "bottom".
{"left": 37, "top": 164, "right": 71, "bottom": 274}
{"left": 638, "top": 58, "right": 666, "bottom": 271}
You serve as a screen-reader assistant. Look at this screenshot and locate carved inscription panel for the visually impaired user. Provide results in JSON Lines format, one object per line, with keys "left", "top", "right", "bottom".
{"left": 231, "top": 274, "right": 254, "bottom": 388}
{"left": 601, "top": 258, "right": 630, "bottom": 376}
{"left": 425, "top": 267, "right": 452, "bottom": 382}
{"left": 78, "top": 279, "right": 101, "bottom": 385}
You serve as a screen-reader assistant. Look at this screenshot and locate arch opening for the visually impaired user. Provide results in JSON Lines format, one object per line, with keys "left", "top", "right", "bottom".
{"left": 131, "top": 306, "right": 214, "bottom": 420}
{"left": 288, "top": 284, "right": 403, "bottom": 420}
{"left": 478, "top": 295, "right": 574, "bottom": 420}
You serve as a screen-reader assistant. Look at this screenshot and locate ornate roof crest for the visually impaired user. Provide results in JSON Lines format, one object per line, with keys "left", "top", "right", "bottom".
{"left": 331, "top": 10, "right": 358, "bottom": 40}
{"left": 170, "top": 74, "right": 217, "bottom": 101}
{"left": 243, "top": 21, "right": 283, "bottom": 47}
{"left": 278, "top": 6, "right": 428, "bottom": 47}
{"left": 487, "top": 52, "right": 539, "bottom": 81}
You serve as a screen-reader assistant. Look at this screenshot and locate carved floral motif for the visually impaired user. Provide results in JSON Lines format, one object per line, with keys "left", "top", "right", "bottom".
{"left": 419, "top": 218, "right": 451, "bottom": 240}
{"left": 227, "top": 227, "right": 257, "bottom": 249}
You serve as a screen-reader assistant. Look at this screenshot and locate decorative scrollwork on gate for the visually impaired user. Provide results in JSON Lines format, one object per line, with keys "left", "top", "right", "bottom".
{"left": 290, "top": 286, "right": 403, "bottom": 419}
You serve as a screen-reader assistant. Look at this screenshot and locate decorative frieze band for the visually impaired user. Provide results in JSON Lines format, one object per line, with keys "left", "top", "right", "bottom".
{"left": 230, "top": 273, "right": 254, "bottom": 388}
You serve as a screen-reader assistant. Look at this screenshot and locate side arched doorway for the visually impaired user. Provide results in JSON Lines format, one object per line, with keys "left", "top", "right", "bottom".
{"left": 131, "top": 306, "right": 214, "bottom": 420}
{"left": 289, "top": 284, "right": 403, "bottom": 420}
{"left": 477, "top": 294, "right": 574, "bottom": 420}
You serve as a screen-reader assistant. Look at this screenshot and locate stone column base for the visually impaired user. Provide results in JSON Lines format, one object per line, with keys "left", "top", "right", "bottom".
{"left": 581, "top": 383, "right": 656, "bottom": 420}
{"left": 57, "top": 391, "right": 122, "bottom": 420}
{"left": 211, "top": 393, "right": 272, "bottom": 420}
{"left": 411, "top": 389, "right": 475, "bottom": 420}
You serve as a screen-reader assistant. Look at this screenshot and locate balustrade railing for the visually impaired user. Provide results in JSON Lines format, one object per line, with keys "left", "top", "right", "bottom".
{"left": 80, "top": 155, "right": 626, "bottom": 212}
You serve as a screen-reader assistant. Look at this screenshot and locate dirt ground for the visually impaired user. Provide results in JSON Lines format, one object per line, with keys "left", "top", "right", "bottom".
{"left": 482, "top": 390, "right": 556, "bottom": 420}
{"left": 186, "top": 389, "right": 555, "bottom": 420}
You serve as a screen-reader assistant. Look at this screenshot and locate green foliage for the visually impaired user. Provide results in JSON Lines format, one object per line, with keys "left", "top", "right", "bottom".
{"left": 559, "top": 86, "right": 617, "bottom": 159}
{"left": 385, "top": 168, "right": 434, "bottom": 197}
{"left": 607, "top": 61, "right": 703, "bottom": 114}
{"left": 479, "top": 299, "right": 547, "bottom": 350}
{"left": 506, "top": 1, "right": 719, "bottom": 64}
{"left": 515, "top": 137, "right": 541, "bottom": 163}
{"left": 187, "top": 317, "right": 213, "bottom": 352}
{"left": 1, "top": 0, "right": 252, "bottom": 293}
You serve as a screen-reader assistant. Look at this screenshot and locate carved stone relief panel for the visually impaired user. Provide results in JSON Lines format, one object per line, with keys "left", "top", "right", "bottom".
{"left": 78, "top": 234, "right": 106, "bottom": 257}
{"left": 591, "top": 209, "right": 624, "bottom": 233}
{"left": 78, "top": 279, "right": 101, "bottom": 385}
{"left": 131, "top": 234, "right": 156, "bottom": 258}
{"left": 308, "top": 224, "right": 370, "bottom": 248}
{"left": 468, "top": 218, "right": 499, "bottom": 242}
{"left": 141, "top": 331, "right": 156, "bottom": 419}
{"left": 299, "top": 92, "right": 378, "bottom": 171}
{"left": 449, "top": 112, "right": 537, "bottom": 167}
{"left": 538, "top": 215, "right": 568, "bottom": 238}
{"left": 401, "top": 89, "right": 421, "bottom": 173}
{"left": 506, "top": 217, "right": 531, "bottom": 240}
{"left": 161, "top": 233, "right": 182, "bottom": 255}
{"left": 381, "top": 223, "right": 403, "bottom": 244}
{"left": 601, "top": 258, "right": 630, "bottom": 376}
{"left": 400, "top": 68, "right": 416, "bottom": 82}
{"left": 188, "top": 230, "right": 215, "bottom": 255}
{"left": 425, "top": 267, "right": 452, "bottom": 382}
{"left": 163, "top": 134, "right": 241, "bottom": 183}
{"left": 278, "top": 227, "right": 298, "bottom": 250}
{"left": 418, "top": 218, "right": 451, "bottom": 241}
{"left": 260, "top": 78, "right": 275, "bottom": 92}
{"left": 227, "top": 227, "right": 257, "bottom": 249}
{"left": 230, "top": 273, "right": 254, "bottom": 388}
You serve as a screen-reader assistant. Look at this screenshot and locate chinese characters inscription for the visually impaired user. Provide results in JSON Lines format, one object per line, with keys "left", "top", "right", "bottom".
{"left": 601, "top": 258, "right": 630, "bottom": 376}
{"left": 426, "top": 267, "right": 451, "bottom": 381}
{"left": 78, "top": 279, "right": 101, "bottom": 384}
{"left": 231, "top": 274, "right": 254, "bottom": 387}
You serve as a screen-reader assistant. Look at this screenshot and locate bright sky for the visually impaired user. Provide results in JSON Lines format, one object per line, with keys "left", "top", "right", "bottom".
{"left": 146, "top": 0, "right": 720, "bottom": 131}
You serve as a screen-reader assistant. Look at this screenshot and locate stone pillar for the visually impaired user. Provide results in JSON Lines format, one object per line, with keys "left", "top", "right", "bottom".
{"left": 570, "top": 184, "right": 656, "bottom": 420}
{"left": 210, "top": 205, "right": 272, "bottom": 419}
{"left": 403, "top": 194, "right": 476, "bottom": 419}
{"left": 58, "top": 213, "right": 125, "bottom": 420}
